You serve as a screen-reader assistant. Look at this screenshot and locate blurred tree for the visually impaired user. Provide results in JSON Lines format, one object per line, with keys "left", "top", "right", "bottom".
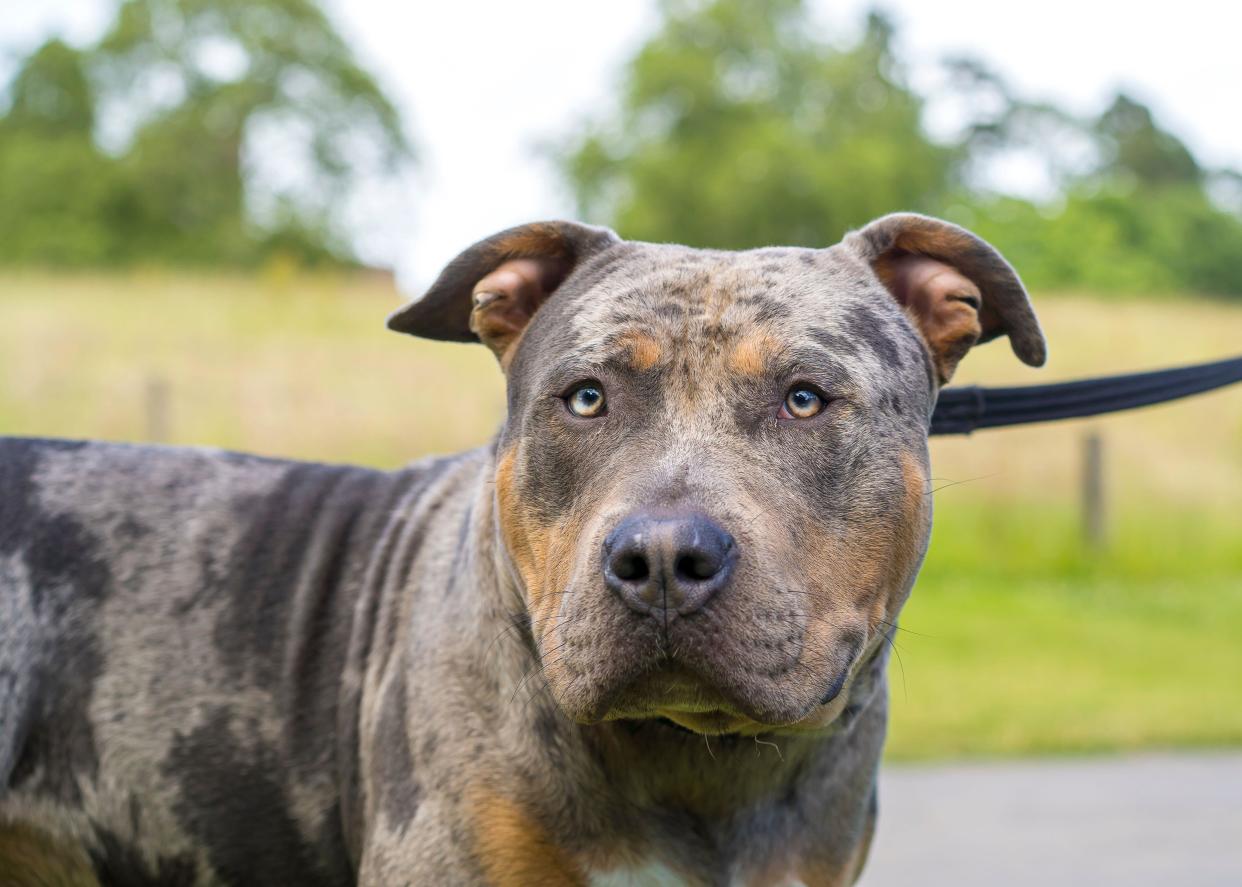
{"left": 563, "top": 3, "right": 1242, "bottom": 297}
{"left": 3, "top": 39, "right": 96, "bottom": 138}
{"left": 0, "top": 0, "right": 411, "bottom": 267}
{"left": 1093, "top": 93, "right": 1201, "bottom": 188}
{"left": 562, "top": 0, "right": 954, "bottom": 249}
{"left": 94, "top": 0, "right": 410, "bottom": 263}
{"left": 953, "top": 69, "right": 1242, "bottom": 296}
{"left": 0, "top": 40, "right": 126, "bottom": 265}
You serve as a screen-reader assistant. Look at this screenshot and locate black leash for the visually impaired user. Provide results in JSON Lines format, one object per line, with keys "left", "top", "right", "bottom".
{"left": 930, "top": 354, "right": 1242, "bottom": 435}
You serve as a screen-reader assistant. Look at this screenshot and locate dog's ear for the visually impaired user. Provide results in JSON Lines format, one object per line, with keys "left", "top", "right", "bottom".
{"left": 388, "top": 220, "right": 620, "bottom": 365}
{"left": 845, "top": 213, "right": 1046, "bottom": 384}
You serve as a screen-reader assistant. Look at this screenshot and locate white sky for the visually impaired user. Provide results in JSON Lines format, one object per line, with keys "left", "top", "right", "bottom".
{"left": 6, "top": 1, "right": 1242, "bottom": 293}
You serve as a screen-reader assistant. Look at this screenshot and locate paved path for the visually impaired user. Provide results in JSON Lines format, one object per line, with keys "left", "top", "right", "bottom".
{"left": 860, "top": 752, "right": 1242, "bottom": 886}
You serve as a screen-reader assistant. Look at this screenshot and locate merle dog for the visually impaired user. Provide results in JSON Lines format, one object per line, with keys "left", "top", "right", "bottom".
{"left": 0, "top": 213, "right": 1044, "bottom": 885}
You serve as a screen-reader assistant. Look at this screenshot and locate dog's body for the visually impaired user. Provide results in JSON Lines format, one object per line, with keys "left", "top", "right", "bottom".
{"left": 0, "top": 215, "right": 1044, "bottom": 885}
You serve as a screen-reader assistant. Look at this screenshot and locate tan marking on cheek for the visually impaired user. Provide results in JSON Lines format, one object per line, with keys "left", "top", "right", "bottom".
{"left": 494, "top": 449, "right": 522, "bottom": 558}
{"left": 754, "top": 455, "right": 931, "bottom": 731}
{"left": 468, "top": 789, "right": 583, "bottom": 886}
{"left": 800, "top": 518, "right": 887, "bottom": 617}
{"left": 900, "top": 451, "right": 931, "bottom": 538}
{"left": 727, "top": 333, "right": 780, "bottom": 376}
{"left": 860, "top": 454, "right": 930, "bottom": 631}
{"left": 762, "top": 493, "right": 897, "bottom": 723}
{"left": 797, "top": 523, "right": 886, "bottom": 684}
{"left": 535, "top": 513, "right": 587, "bottom": 642}
{"left": 494, "top": 448, "right": 586, "bottom": 650}
{"left": 495, "top": 448, "right": 547, "bottom": 603}
{"left": 877, "top": 452, "right": 931, "bottom": 611}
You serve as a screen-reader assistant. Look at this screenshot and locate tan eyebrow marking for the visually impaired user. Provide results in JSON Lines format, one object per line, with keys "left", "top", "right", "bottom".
{"left": 619, "top": 331, "right": 662, "bottom": 371}
{"left": 728, "top": 333, "right": 781, "bottom": 376}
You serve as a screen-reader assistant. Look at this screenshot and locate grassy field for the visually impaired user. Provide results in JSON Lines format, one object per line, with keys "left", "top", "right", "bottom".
{"left": 2, "top": 271, "right": 1240, "bottom": 759}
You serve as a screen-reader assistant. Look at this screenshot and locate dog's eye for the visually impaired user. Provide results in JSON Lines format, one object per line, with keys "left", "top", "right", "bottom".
{"left": 780, "top": 386, "right": 824, "bottom": 419}
{"left": 566, "top": 384, "right": 606, "bottom": 418}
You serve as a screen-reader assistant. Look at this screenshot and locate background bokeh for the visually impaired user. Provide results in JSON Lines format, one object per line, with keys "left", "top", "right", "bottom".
{"left": 2, "top": 0, "right": 1240, "bottom": 760}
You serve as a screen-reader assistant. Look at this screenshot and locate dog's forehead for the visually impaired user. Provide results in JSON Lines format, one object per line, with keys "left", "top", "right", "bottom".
{"left": 567, "top": 242, "right": 879, "bottom": 339}
{"left": 541, "top": 241, "right": 928, "bottom": 389}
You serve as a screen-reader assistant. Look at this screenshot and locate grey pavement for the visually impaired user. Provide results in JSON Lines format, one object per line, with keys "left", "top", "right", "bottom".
{"left": 860, "top": 751, "right": 1242, "bottom": 886}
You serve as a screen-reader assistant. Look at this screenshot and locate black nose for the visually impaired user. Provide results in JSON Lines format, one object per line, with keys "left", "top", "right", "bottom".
{"left": 603, "top": 511, "right": 736, "bottom": 618}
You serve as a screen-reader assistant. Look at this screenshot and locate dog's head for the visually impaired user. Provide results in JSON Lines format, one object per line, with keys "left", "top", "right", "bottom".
{"left": 390, "top": 215, "right": 1044, "bottom": 734}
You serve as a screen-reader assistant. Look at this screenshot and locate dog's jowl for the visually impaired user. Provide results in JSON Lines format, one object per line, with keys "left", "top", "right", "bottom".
{"left": 0, "top": 214, "right": 1044, "bottom": 885}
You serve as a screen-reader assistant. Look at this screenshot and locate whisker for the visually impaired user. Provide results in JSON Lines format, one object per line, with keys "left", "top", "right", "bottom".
{"left": 875, "top": 617, "right": 933, "bottom": 639}
{"left": 753, "top": 736, "right": 783, "bottom": 761}
{"left": 926, "top": 473, "right": 997, "bottom": 495}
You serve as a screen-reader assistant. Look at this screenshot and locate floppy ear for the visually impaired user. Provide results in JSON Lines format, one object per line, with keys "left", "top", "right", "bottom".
{"left": 845, "top": 213, "right": 1046, "bottom": 384}
{"left": 388, "top": 220, "right": 620, "bottom": 365}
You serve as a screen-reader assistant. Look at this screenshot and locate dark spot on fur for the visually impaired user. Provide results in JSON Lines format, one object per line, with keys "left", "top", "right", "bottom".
{"left": 0, "top": 439, "right": 112, "bottom": 606}
{"left": 736, "top": 293, "right": 791, "bottom": 324}
{"left": 90, "top": 826, "right": 198, "bottom": 887}
{"left": 533, "top": 705, "right": 572, "bottom": 769}
{"left": 810, "top": 329, "right": 861, "bottom": 360}
{"left": 212, "top": 462, "right": 390, "bottom": 690}
{"left": 842, "top": 311, "right": 903, "bottom": 368}
{"left": 204, "top": 458, "right": 444, "bottom": 865}
{"left": 604, "top": 310, "right": 640, "bottom": 326}
{"left": 653, "top": 301, "right": 687, "bottom": 318}
{"left": 163, "top": 706, "right": 349, "bottom": 886}
{"left": 0, "top": 438, "right": 108, "bottom": 801}
{"left": 377, "top": 672, "right": 421, "bottom": 829}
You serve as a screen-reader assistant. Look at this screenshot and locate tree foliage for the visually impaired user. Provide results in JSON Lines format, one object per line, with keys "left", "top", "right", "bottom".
{"left": 0, "top": 0, "right": 410, "bottom": 267}
{"left": 566, "top": 2, "right": 953, "bottom": 249}
{"left": 562, "top": 0, "right": 1242, "bottom": 297}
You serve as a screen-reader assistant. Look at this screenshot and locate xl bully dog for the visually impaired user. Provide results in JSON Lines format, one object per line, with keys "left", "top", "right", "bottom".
{"left": 0, "top": 213, "right": 1044, "bottom": 885}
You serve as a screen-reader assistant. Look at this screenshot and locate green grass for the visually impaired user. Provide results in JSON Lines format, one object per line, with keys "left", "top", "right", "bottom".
{"left": 886, "top": 502, "right": 1242, "bottom": 759}
{"left": 2, "top": 271, "right": 1240, "bottom": 759}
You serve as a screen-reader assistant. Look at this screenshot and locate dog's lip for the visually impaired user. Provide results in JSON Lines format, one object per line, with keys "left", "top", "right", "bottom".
{"left": 598, "top": 664, "right": 791, "bottom": 733}
{"left": 657, "top": 709, "right": 755, "bottom": 736}
{"left": 593, "top": 655, "right": 864, "bottom": 735}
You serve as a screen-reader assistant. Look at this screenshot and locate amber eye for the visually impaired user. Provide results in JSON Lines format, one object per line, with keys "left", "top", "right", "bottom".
{"left": 566, "top": 384, "right": 606, "bottom": 418}
{"left": 782, "top": 387, "right": 824, "bottom": 419}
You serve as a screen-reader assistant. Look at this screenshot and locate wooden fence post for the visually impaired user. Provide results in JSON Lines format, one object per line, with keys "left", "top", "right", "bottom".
{"left": 1081, "top": 430, "right": 1106, "bottom": 549}
{"left": 144, "top": 374, "right": 170, "bottom": 443}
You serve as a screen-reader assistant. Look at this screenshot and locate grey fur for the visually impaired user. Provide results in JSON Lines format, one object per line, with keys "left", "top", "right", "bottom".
{"left": 1, "top": 215, "right": 1043, "bottom": 886}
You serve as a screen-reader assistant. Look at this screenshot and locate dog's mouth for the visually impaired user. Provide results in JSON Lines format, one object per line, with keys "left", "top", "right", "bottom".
{"left": 583, "top": 641, "right": 871, "bottom": 736}
{"left": 598, "top": 664, "right": 803, "bottom": 735}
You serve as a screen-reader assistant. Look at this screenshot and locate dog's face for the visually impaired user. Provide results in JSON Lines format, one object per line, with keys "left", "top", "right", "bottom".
{"left": 391, "top": 215, "right": 1044, "bottom": 734}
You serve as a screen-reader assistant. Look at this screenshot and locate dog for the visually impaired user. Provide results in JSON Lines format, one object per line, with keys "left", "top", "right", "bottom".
{"left": 0, "top": 213, "right": 1045, "bottom": 885}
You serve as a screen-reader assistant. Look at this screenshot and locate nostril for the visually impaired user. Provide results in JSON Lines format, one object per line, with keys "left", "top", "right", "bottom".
{"left": 612, "top": 551, "right": 649, "bottom": 582}
{"left": 676, "top": 552, "right": 718, "bottom": 581}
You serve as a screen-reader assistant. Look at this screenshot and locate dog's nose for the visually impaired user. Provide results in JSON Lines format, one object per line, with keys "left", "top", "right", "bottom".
{"left": 603, "top": 511, "right": 736, "bottom": 618}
